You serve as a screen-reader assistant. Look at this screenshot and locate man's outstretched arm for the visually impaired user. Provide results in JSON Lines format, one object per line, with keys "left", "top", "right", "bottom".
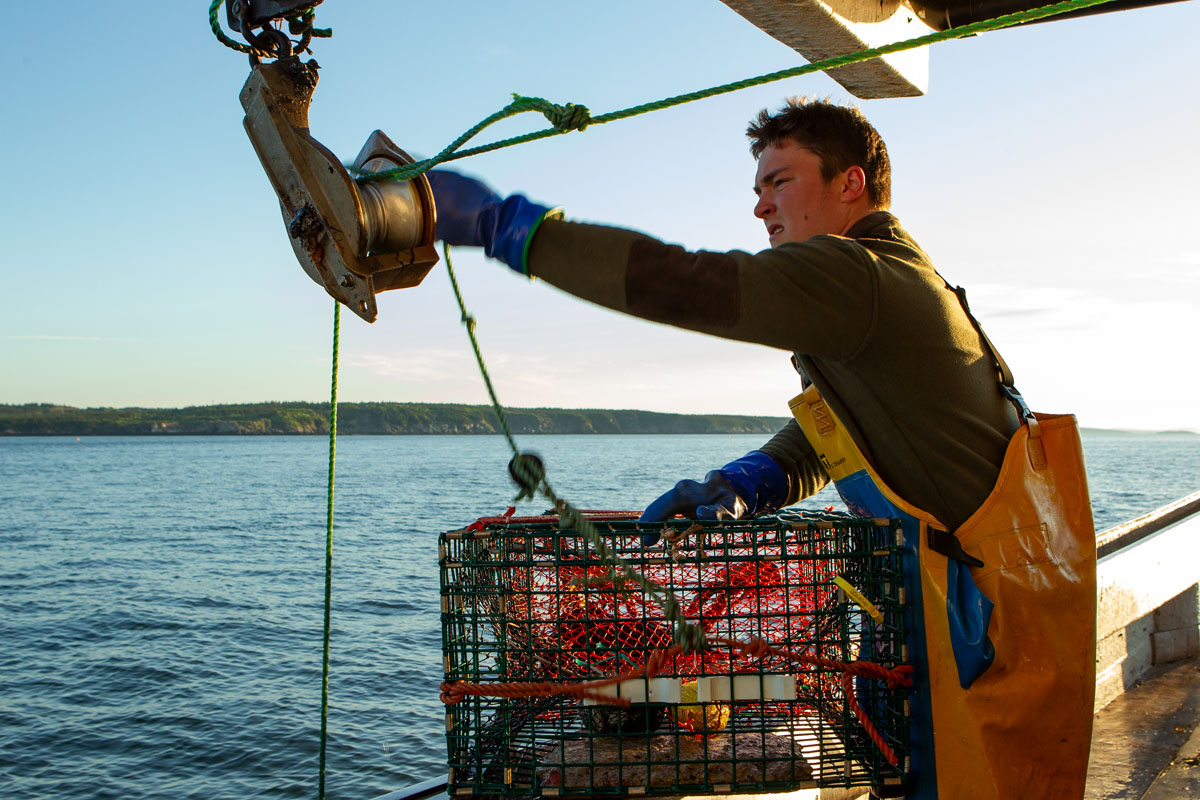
{"left": 425, "top": 170, "right": 876, "bottom": 358}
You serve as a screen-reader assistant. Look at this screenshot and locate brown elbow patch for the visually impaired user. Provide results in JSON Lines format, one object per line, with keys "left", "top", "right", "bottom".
{"left": 625, "top": 240, "right": 740, "bottom": 328}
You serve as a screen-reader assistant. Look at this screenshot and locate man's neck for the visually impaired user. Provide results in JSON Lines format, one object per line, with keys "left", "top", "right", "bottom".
{"left": 840, "top": 208, "right": 890, "bottom": 238}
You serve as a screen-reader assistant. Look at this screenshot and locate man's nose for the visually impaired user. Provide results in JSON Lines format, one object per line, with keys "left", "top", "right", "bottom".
{"left": 754, "top": 194, "right": 772, "bottom": 219}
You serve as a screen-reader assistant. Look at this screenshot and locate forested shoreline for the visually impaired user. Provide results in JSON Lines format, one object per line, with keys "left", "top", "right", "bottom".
{"left": 0, "top": 403, "right": 793, "bottom": 436}
{"left": 4, "top": 403, "right": 1193, "bottom": 437}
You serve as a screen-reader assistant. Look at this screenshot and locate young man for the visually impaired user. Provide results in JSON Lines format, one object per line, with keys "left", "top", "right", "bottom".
{"left": 428, "top": 98, "right": 1018, "bottom": 531}
{"left": 427, "top": 98, "right": 1097, "bottom": 800}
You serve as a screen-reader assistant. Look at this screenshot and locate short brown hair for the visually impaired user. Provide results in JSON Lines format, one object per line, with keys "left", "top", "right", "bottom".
{"left": 747, "top": 97, "right": 891, "bottom": 209}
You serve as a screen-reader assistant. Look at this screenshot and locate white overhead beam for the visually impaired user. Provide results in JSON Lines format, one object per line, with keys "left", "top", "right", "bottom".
{"left": 719, "top": 0, "right": 934, "bottom": 98}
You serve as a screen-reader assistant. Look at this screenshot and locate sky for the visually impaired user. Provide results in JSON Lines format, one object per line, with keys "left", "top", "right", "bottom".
{"left": 1, "top": 0, "right": 1197, "bottom": 431}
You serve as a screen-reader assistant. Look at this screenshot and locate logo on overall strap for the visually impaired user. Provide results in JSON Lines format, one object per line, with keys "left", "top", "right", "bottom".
{"left": 809, "top": 398, "right": 835, "bottom": 436}
{"left": 819, "top": 453, "right": 846, "bottom": 472}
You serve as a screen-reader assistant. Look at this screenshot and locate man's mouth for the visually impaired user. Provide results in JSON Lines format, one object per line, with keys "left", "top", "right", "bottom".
{"left": 767, "top": 224, "right": 784, "bottom": 237}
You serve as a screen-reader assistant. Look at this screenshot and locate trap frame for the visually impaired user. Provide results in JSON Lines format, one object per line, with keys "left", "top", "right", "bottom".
{"left": 440, "top": 511, "right": 910, "bottom": 798}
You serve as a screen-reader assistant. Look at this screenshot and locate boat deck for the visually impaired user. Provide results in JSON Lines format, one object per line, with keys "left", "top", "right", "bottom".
{"left": 716, "top": 658, "right": 1200, "bottom": 799}
{"left": 1085, "top": 658, "right": 1200, "bottom": 799}
{"left": 674, "top": 658, "right": 1200, "bottom": 799}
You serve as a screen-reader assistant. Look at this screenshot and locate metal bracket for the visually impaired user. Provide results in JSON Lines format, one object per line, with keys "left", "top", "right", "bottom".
{"left": 239, "top": 57, "right": 438, "bottom": 323}
{"left": 226, "top": 0, "right": 322, "bottom": 32}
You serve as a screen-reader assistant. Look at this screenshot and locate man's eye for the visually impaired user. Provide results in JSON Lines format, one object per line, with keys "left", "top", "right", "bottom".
{"left": 773, "top": 178, "right": 788, "bottom": 189}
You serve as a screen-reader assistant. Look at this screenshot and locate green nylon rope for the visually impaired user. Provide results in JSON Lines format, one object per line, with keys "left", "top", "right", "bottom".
{"left": 208, "top": 0, "right": 258, "bottom": 55}
{"left": 442, "top": 245, "right": 704, "bottom": 652}
{"left": 346, "top": 93, "right": 592, "bottom": 182}
{"left": 357, "top": 0, "right": 1120, "bottom": 185}
{"left": 319, "top": 300, "right": 339, "bottom": 800}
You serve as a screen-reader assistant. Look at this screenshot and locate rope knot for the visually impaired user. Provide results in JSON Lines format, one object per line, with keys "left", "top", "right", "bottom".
{"left": 440, "top": 681, "right": 464, "bottom": 705}
{"left": 886, "top": 664, "right": 916, "bottom": 689}
{"left": 508, "top": 452, "right": 546, "bottom": 502}
{"left": 511, "top": 93, "right": 591, "bottom": 132}
{"left": 286, "top": 11, "right": 332, "bottom": 39}
{"left": 286, "top": 11, "right": 331, "bottom": 38}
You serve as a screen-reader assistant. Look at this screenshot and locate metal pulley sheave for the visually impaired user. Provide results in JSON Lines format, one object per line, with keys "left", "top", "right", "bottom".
{"left": 239, "top": 57, "right": 438, "bottom": 323}
{"left": 229, "top": 0, "right": 437, "bottom": 323}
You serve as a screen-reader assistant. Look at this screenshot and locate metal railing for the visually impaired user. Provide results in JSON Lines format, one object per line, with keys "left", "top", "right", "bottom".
{"left": 1096, "top": 490, "right": 1200, "bottom": 559}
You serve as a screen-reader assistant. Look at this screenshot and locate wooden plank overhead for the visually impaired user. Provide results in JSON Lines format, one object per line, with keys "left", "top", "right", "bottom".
{"left": 718, "top": 0, "right": 934, "bottom": 98}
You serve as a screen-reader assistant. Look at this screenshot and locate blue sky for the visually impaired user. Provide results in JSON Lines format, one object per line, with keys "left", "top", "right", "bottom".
{"left": 1, "top": 1, "right": 1197, "bottom": 430}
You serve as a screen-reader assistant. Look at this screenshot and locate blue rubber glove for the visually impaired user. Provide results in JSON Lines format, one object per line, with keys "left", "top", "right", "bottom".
{"left": 425, "top": 169, "right": 561, "bottom": 274}
{"left": 639, "top": 451, "right": 790, "bottom": 543}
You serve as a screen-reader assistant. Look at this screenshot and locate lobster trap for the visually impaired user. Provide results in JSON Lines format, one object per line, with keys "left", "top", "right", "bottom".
{"left": 440, "top": 511, "right": 910, "bottom": 798}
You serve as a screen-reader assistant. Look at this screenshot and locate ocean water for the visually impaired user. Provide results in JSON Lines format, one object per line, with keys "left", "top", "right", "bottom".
{"left": 1, "top": 432, "right": 1197, "bottom": 799}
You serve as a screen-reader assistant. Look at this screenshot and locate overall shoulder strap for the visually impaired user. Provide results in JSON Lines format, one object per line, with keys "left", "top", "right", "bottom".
{"left": 938, "top": 275, "right": 1034, "bottom": 425}
{"left": 938, "top": 273, "right": 1047, "bottom": 468}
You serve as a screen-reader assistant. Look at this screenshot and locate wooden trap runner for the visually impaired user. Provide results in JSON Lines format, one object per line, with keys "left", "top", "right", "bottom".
{"left": 440, "top": 512, "right": 911, "bottom": 797}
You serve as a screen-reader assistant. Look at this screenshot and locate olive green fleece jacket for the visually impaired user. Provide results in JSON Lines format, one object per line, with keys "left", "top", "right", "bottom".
{"left": 526, "top": 211, "right": 1020, "bottom": 531}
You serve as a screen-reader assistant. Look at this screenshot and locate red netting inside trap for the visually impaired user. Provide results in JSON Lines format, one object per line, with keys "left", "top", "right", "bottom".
{"left": 492, "top": 516, "right": 843, "bottom": 688}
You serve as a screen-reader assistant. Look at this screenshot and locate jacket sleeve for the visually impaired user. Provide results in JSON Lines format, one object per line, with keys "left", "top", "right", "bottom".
{"left": 759, "top": 420, "right": 830, "bottom": 505}
{"left": 525, "top": 219, "right": 878, "bottom": 360}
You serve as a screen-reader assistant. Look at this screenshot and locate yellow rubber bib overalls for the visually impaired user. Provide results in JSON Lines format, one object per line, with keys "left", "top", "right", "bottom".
{"left": 789, "top": 299, "right": 1097, "bottom": 799}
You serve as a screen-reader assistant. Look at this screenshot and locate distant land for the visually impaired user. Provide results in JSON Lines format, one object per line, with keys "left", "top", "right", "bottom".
{"left": 1, "top": 403, "right": 1195, "bottom": 437}
{"left": 0, "top": 403, "right": 792, "bottom": 436}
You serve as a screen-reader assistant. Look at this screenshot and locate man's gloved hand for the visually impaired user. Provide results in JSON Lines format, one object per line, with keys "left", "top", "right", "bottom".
{"left": 639, "top": 451, "right": 789, "bottom": 543}
{"left": 424, "top": 169, "right": 561, "bottom": 275}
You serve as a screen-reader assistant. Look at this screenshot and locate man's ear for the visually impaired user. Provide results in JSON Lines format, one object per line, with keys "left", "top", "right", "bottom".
{"left": 841, "top": 166, "right": 868, "bottom": 204}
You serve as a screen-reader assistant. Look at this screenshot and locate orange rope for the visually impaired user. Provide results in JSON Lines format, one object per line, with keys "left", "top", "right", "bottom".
{"left": 440, "top": 635, "right": 913, "bottom": 766}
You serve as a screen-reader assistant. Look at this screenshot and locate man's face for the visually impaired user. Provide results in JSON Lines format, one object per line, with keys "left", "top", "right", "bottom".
{"left": 753, "top": 141, "right": 843, "bottom": 247}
